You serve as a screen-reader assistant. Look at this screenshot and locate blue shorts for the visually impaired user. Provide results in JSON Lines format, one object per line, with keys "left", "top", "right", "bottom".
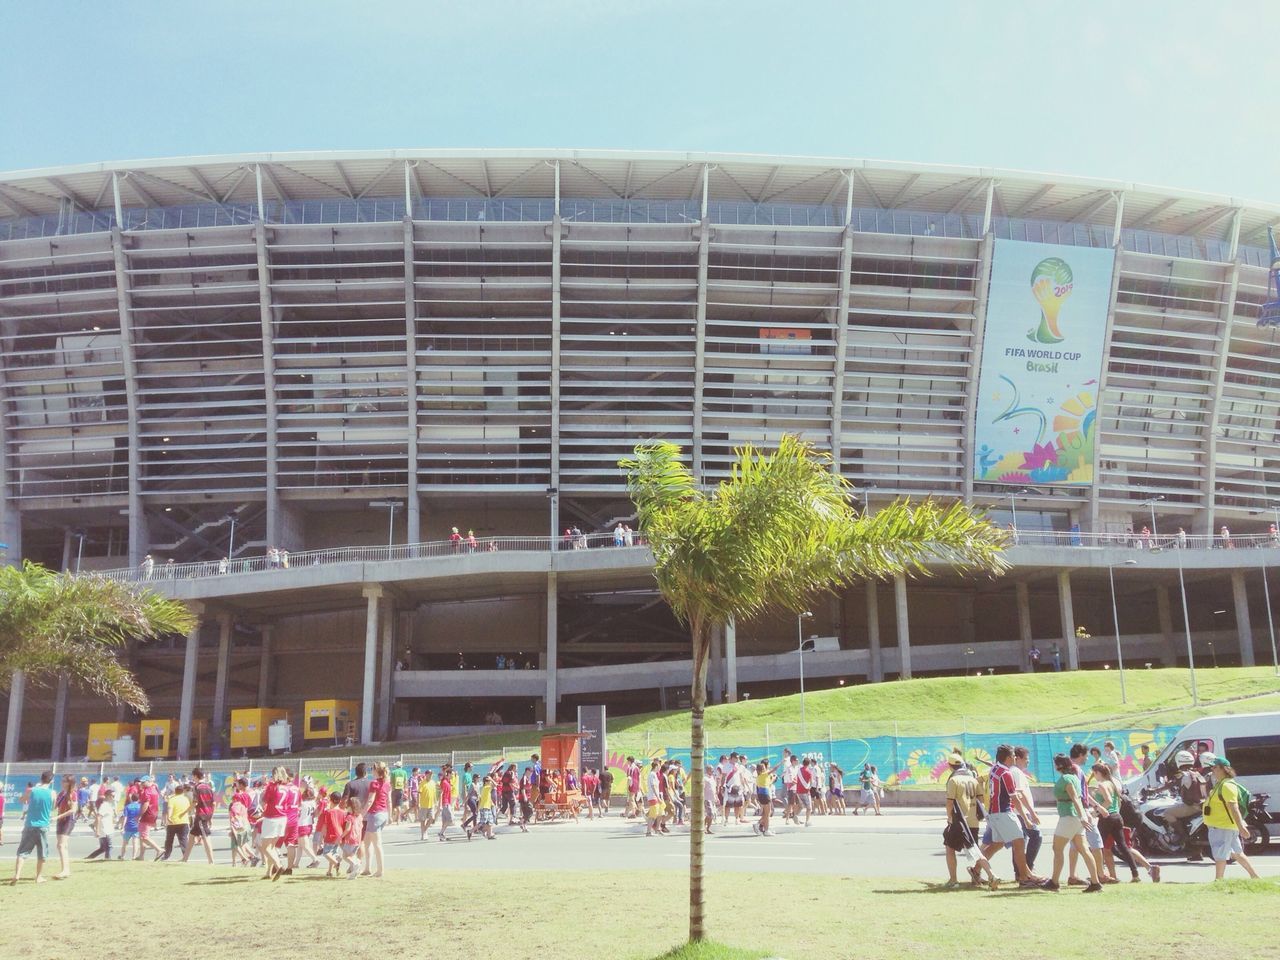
{"left": 364, "top": 811, "right": 388, "bottom": 834}
{"left": 123, "top": 829, "right": 138, "bottom": 843}
{"left": 756, "top": 788, "right": 770, "bottom": 805}
{"left": 1208, "top": 826, "right": 1243, "bottom": 862}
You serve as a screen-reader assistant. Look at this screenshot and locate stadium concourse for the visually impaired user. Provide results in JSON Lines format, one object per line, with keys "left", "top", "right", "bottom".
{"left": 3, "top": 150, "right": 1280, "bottom": 764}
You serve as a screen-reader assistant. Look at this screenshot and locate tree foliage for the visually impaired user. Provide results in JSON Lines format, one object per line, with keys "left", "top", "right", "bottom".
{"left": 620, "top": 435, "right": 1009, "bottom": 943}
{"left": 0, "top": 561, "right": 196, "bottom": 711}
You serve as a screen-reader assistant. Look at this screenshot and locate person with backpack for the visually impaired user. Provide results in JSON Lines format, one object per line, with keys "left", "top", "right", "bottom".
{"left": 182, "top": 768, "right": 218, "bottom": 864}
{"left": 1159, "top": 749, "right": 1208, "bottom": 861}
{"left": 1204, "top": 756, "right": 1260, "bottom": 881}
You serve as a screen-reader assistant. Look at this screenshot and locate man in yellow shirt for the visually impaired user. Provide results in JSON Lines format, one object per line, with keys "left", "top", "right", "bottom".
{"left": 159, "top": 785, "right": 191, "bottom": 861}
{"left": 417, "top": 771, "right": 438, "bottom": 840}
{"left": 476, "top": 774, "right": 497, "bottom": 839}
{"left": 1204, "top": 757, "right": 1259, "bottom": 881}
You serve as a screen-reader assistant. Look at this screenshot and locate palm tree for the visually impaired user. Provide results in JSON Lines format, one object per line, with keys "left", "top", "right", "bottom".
{"left": 0, "top": 561, "right": 196, "bottom": 711}
{"left": 620, "top": 436, "right": 1008, "bottom": 943}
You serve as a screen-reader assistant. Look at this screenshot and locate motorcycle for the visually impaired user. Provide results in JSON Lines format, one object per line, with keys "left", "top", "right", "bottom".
{"left": 1129, "top": 784, "right": 1270, "bottom": 857}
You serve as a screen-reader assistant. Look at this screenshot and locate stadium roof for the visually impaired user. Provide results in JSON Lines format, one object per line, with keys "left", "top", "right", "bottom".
{"left": 0, "top": 148, "right": 1276, "bottom": 246}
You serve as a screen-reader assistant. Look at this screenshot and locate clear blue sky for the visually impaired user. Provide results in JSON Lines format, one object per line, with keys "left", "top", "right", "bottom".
{"left": 2, "top": 1, "right": 1276, "bottom": 202}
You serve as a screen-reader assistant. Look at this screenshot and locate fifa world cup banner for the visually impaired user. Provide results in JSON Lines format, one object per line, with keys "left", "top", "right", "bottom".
{"left": 973, "top": 239, "right": 1116, "bottom": 486}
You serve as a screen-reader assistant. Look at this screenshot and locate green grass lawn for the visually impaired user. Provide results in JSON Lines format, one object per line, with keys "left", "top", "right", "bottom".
{"left": 2, "top": 864, "right": 1277, "bottom": 959}
{"left": 301, "top": 666, "right": 1280, "bottom": 760}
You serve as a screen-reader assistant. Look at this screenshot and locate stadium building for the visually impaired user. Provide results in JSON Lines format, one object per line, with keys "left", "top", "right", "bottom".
{"left": 2, "top": 150, "right": 1279, "bottom": 761}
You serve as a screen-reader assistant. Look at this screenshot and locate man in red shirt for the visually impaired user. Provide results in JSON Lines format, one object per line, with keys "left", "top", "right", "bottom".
{"left": 980, "top": 744, "right": 1038, "bottom": 886}
{"left": 135, "top": 776, "right": 163, "bottom": 861}
{"left": 437, "top": 764, "right": 455, "bottom": 841}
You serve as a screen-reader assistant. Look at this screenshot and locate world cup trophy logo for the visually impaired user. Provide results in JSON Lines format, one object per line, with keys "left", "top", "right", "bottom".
{"left": 1027, "top": 257, "right": 1074, "bottom": 344}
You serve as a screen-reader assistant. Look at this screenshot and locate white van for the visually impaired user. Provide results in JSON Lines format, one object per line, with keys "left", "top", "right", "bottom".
{"left": 1125, "top": 712, "right": 1280, "bottom": 816}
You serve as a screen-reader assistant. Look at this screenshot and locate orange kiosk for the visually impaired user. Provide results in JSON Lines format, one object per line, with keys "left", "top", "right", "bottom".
{"left": 535, "top": 733, "right": 586, "bottom": 820}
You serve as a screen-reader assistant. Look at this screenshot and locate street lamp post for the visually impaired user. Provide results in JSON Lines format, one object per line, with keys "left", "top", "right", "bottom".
{"left": 1143, "top": 495, "right": 1164, "bottom": 543}
{"left": 1107, "top": 558, "right": 1138, "bottom": 703}
{"left": 1173, "top": 547, "right": 1200, "bottom": 705}
{"left": 225, "top": 513, "right": 237, "bottom": 560}
{"left": 1261, "top": 564, "right": 1280, "bottom": 677}
{"left": 72, "top": 530, "right": 87, "bottom": 573}
{"left": 796, "top": 611, "right": 814, "bottom": 733}
{"left": 369, "top": 501, "right": 402, "bottom": 552}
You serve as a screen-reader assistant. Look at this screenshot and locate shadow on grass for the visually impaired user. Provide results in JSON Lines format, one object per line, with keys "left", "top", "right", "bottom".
{"left": 871, "top": 880, "right": 983, "bottom": 895}
{"left": 648, "top": 942, "right": 772, "bottom": 960}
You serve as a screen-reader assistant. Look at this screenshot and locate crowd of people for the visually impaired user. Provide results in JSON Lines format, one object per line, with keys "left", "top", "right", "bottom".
{"left": 940, "top": 741, "right": 1259, "bottom": 892}
{"left": 3, "top": 743, "right": 1263, "bottom": 888}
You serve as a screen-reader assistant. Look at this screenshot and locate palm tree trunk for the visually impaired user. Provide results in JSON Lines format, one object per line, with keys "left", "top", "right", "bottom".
{"left": 688, "top": 615, "right": 710, "bottom": 942}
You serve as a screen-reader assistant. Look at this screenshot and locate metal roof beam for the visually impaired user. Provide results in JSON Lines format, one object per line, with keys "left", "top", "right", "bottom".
{"left": 132, "top": 168, "right": 216, "bottom": 205}
{"left": 885, "top": 173, "right": 920, "bottom": 208}
{"left": 46, "top": 176, "right": 93, "bottom": 211}
{"left": 218, "top": 167, "right": 250, "bottom": 204}
{"left": 622, "top": 161, "right": 634, "bottom": 198}
{"left": 333, "top": 162, "right": 357, "bottom": 199}
{"left": 756, "top": 165, "right": 781, "bottom": 203}
{"left": 1179, "top": 205, "right": 1235, "bottom": 239}
{"left": 1071, "top": 191, "right": 1118, "bottom": 224}
{"left": 853, "top": 169, "right": 883, "bottom": 208}
{"left": 257, "top": 163, "right": 291, "bottom": 202}
{"left": 1009, "top": 183, "right": 1055, "bottom": 217}
{"left": 946, "top": 178, "right": 987, "bottom": 215}
{"left": 566, "top": 161, "right": 622, "bottom": 200}
{"left": 121, "top": 172, "right": 161, "bottom": 208}
{"left": 355, "top": 160, "right": 400, "bottom": 199}
{"left": 0, "top": 185, "right": 39, "bottom": 217}
{"left": 480, "top": 159, "right": 493, "bottom": 197}
{"left": 1129, "top": 196, "right": 1180, "bottom": 229}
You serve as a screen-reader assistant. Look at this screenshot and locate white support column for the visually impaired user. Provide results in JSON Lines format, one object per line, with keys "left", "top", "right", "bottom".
{"left": 549, "top": 163, "right": 562, "bottom": 520}
{"left": 176, "top": 602, "right": 205, "bottom": 761}
{"left": 545, "top": 573, "right": 558, "bottom": 725}
{"left": 1087, "top": 243, "right": 1126, "bottom": 531}
{"left": 0, "top": 355, "right": 21, "bottom": 568}
{"left": 1156, "top": 584, "right": 1178, "bottom": 666}
{"left": 1111, "top": 190, "right": 1126, "bottom": 241}
{"left": 110, "top": 226, "right": 146, "bottom": 566}
{"left": 1201, "top": 260, "right": 1242, "bottom": 535}
{"left": 255, "top": 222, "right": 286, "bottom": 548}
{"left": 361, "top": 587, "right": 382, "bottom": 744}
{"left": 403, "top": 218, "right": 421, "bottom": 542}
{"left": 894, "top": 574, "right": 911, "bottom": 680}
{"left": 962, "top": 233, "right": 995, "bottom": 501}
{"left": 1232, "top": 570, "right": 1257, "bottom": 667}
{"left": 981, "top": 178, "right": 995, "bottom": 235}
{"left": 212, "top": 613, "right": 232, "bottom": 733}
{"left": 255, "top": 163, "right": 266, "bottom": 220}
{"left": 691, "top": 164, "right": 711, "bottom": 482}
{"left": 257, "top": 624, "right": 274, "bottom": 704}
{"left": 50, "top": 675, "right": 69, "bottom": 761}
{"left": 378, "top": 598, "right": 395, "bottom": 739}
{"left": 1058, "top": 571, "right": 1079, "bottom": 669}
{"left": 866, "top": 580, "right": 883, "bottom": 683}
{"left": 1016, "top": 582, "right": 1034, "bottom": 671}
{"left": 830, "top": 225, "right": 853, "bottom": 473}
{"left": 3, "top": 670, "right": 25, "bottom": 762}
{"left": 403, "top": 160, "right": 415, "bottom": 218}
{"left": 725, "top": 617, "right": 738, "bottom": 703}
{"left": 708, "top": 622, "right": 724, "bottom": 705}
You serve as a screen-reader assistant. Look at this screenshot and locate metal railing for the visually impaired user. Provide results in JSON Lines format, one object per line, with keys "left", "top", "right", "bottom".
{"left": 1006, "top": 529, "right": 1279, "bottom": 551}
{"left": 96, "top": 531, "right": 650, "bottom": 583}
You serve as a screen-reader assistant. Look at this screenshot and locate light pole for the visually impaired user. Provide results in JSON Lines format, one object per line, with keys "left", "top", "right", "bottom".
{"left": 72, "top": 530, "right": 87, "bottom": 573}
{"left": 1172, "top": 546, "right": 1200, "bottom": 705}
{"left": 1143, "top": 495, "right": 1164, "bottom": 542}
{"left": 1107, "top": 559, "right": 1137, "bottom": 703}
{"left": 1261, "top": 564, "right": 1280, "bottom": 677}
{"left": 369, "top": 501, "right": 401, "bottom": 551}
{"left": 225, "top": 513, "right": 237, "bottom": 560}
{"left": 796, "top": 611, "right": 814, "bottom": 733}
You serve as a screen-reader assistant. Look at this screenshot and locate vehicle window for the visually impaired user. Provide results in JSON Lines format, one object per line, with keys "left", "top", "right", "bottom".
{"left": 1223, "top": 735, "right": 1280, "bottom": 778}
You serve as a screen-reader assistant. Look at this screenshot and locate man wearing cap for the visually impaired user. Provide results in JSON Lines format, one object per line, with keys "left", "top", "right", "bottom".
{"left": 943, "top": 753, "right": 996, "bottom": 889}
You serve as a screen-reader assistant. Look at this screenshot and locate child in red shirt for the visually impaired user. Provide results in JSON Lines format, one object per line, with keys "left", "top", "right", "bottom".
{"left": 340, "top": 798, "right": 364, "bottom": 879}
{"left": 318, "top": 793, "right": 346, "bottom": 878}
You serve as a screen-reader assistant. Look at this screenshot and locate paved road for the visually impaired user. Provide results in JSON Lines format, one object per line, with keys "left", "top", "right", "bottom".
{"left": 32, "top": 809, "right": 1280, "bottom": 882}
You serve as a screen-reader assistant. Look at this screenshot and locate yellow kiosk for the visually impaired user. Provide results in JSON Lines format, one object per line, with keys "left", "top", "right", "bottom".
{"left": 303, "top": 699, "right": 359, "bottom": 744}
{"left": 137, "top": 718, "right": 208, "bottom": 758}
{"left": 87, "top": 723, "right": 139, "bottom": 761}
{"left": 229, "top": 708, "right": 289, "bottom": 751}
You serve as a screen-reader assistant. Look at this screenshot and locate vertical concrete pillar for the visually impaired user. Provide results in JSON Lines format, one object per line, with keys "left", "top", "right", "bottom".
{"left": 257, "top": 625, "right": 274, "bottom": 704}
{"left": 176, "top": 603, "right": 205, "bottom": 761}
{"left": 4, "top": 670, "right": 25, "bottom": 762}
{"left": 1231, "top": 570, "right": 1257, "bottom": 667}
{"left": 51, "top": 675, "right": 70, "bottom": 761}
{"left": 894, "top": 574, "right": 912, "bottom": 680}
{"left": 866, "top": 580, "right": 883, "bottom": 683}
{"left": 361, "top": 587, "right": 382, "bottom": 744}
{"left": 545, "top": 573, "right": 558, "bottom": 725}
{"left": 1016, "top": 582, "right": 1033, "bottom": 671}
{"left": 708, "top": 622, "right": 724, "bottom": 704}
{"left": 725, "top": 617, "right": 738, "bottom": 702}
{"left": 212, "top": 613, "right": 233, "bottom": 734}
{"left": 1058, "top": 570, "right": 1079, "bottom": 670}
{"left": 1156, "top": 585, "right": 1178, "bottom": 666}
{"left": 402, "top": 217, "right": 421, "bottom": 544}
{"left": 378, "top": 599, "right": 395, "bottom": 740}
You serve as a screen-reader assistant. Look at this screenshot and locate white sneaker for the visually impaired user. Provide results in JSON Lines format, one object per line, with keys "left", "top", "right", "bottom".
{"left": 751, "top": 823, "right": 759, "bottom": 835}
